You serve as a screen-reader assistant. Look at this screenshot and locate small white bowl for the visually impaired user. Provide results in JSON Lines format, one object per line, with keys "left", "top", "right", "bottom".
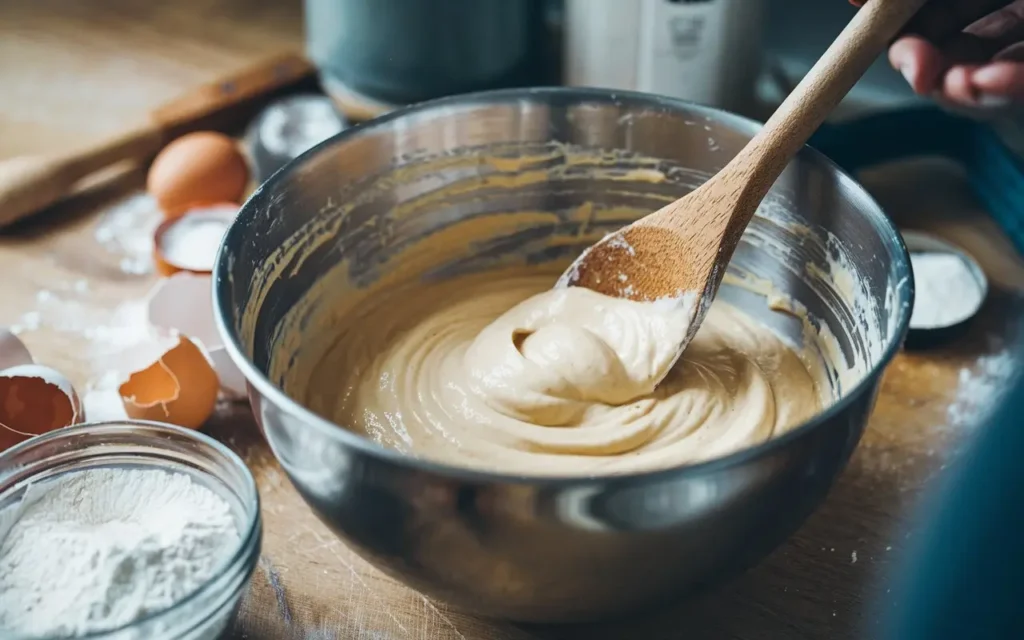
{"left": 902, "top": 230, "right": 988, "bottom": 349}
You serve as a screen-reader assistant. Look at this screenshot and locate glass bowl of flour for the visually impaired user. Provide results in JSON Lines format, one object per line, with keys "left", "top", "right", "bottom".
{"left": 0, "top": 420, "right": 262, "bottom": 640}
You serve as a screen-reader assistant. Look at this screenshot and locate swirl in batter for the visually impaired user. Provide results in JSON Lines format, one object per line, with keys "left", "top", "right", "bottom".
{"left": 311, "top": 269, "right": 826, "bottom": 475}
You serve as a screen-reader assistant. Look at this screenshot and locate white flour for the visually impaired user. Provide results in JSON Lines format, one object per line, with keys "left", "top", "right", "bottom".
{"left": 93, "top": 193, "right": 163, "bottom": 276}
{"left": 910, "top": 252, "right": 985, "bottom": 329}
{"left": 158, "top": 215, "right": 230, "bottom": 272}
{"left": 0, "top": 467, "right": 240, "bottom": 637}
{"left": 947, "top": 345, "right": 1016, "bottom": 428}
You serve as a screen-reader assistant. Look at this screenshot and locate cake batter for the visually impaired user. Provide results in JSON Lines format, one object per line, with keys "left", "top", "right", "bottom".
{"left": 308, "top": 269, "right": 827, "bottom": 475}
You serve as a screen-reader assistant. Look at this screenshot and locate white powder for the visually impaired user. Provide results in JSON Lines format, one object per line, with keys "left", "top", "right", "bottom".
{"left": 947, "top": 345, "right": 1016, "bottom": 428}
{"left": 257, "top": 95, "right": 345, "bottom": 159}
{"left": 159, "top": 215, "right": 231, "bottom": 272}
{"left": 93, "top": 193, "right": 163, "bottom": 275}
{"left": 910, "top": 252, "right": 985, "bottom": 329}
{"left": 0, "top": 467, "right": 240, "bottom": 638}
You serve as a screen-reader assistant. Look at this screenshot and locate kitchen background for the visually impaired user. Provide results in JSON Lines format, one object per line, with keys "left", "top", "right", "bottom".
{"left": 2, "top": 1, "right": 1023, "bottom": 639}
{"left": 306, "top": 0, "right": 921, "bottom": 116}
{"left": 1, "top": 0, "right": 925, "bottom": 160}
{"left": 8, "top": 0, "right": 1020, "bottom": 161}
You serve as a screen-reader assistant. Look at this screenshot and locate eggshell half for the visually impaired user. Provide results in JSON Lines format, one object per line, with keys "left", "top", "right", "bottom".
{"left": 0, "top": 364, "right": 83, "bottom": 451}
{"left": 0, "top": 329, "right": 33, "bottom": 370}
{"left": 208, "top": 346, "right": 248, "bottom": 399}
{"left": 152, "top": 204, "right": 238, "bottom": 277}
{"left": 118, "top": 336, "right": 219, "bottom": 429}
{"left": 146, "top": 273, "right": 246, "bottom": 400}
{"left": 147, "top": 273, "right": 219, "bottom": 345}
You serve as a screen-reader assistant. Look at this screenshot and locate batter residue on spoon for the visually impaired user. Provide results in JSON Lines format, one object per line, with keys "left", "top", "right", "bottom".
{"left": 307, "top": 268, "right": 827, "bottom": 475}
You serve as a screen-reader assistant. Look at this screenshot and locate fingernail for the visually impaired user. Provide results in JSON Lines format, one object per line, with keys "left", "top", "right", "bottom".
{"left": 972, "top": 64, "right": 1008, "bottom": 85}
{"left": 899, "top": 61, "right": 916, "bottom": 89}
{"left": 889, "top": 50, "right": 906, "bottom": 71}
{"left": 978, "top": 94, "right": 1012, "bottom": 108}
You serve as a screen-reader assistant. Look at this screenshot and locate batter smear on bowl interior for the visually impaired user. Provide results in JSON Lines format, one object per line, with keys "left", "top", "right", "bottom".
{"left": 311, "top": 267, "right": 828, "bottom": 475}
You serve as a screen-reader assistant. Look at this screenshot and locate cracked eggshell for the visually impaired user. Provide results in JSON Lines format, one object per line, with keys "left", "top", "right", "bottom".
{"left": 208, "top": 347, "right": 248, "bottom": 399}
{"left": 147, "top": 272, "right": 246, "bottom": 400}
{"left": 118, "top": 336, "right": 219, "bottom": 429}
{"left": 152, "top": 203, "right": 237, "bottom": 277}
{"left": 0, "top": 328, "right": 33, "bottom": 370}
{"left": 147, "top": 273, "right": 219, "bottom": 344}
{"left": 0, "top": 364, "right": 83, "bottom": 451}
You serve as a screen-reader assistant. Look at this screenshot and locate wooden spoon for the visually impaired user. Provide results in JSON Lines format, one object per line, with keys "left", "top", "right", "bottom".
{"left": 557, "top": 0, "right": 926, "bottom": 350}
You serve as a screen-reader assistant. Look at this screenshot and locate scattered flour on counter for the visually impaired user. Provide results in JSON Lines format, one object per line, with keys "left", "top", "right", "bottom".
{"left": 9, "top": 291, "right": 175, "bottom": 414}
{"left": 946, "top": 345, "right": 1016, "bottom": 429}
{"left": 0, "top": 467, "right": 240, "bottom": 638}
{"left": 93, "top": 193, "right": 163, "bottom": 275}
{"left": 909, "top": 252, "right": 985, "bottom": 329}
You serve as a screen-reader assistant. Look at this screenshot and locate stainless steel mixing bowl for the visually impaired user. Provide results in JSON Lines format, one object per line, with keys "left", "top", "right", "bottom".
{"left": 213, "top": 88, "right": 913, "bottom": 623}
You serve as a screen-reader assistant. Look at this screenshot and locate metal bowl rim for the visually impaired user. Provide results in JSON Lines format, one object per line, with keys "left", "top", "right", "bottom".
{"left": 212, "top": 86, "right": 914, "bottom": 487}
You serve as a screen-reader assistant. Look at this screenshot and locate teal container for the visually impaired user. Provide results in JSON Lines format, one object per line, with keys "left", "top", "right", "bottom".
{"left": 306, "top": 0, "right": 550, "bottom": 105}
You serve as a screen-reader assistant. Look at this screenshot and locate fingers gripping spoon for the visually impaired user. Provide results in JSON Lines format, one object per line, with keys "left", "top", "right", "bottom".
{"left": 557, "top": 0, "right": 926, "bottom": 357}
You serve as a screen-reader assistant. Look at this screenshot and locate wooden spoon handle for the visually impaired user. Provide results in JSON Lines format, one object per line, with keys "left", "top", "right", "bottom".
{"left": 0, "top": 52, "right": 315, "bottom": 229}
{"left": 724, "top": 0, "right": 928, "bottom": 213}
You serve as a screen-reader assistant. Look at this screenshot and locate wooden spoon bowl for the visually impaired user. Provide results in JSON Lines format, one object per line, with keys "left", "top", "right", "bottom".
{"left": 559, "top": 0, "right": 928, "bottom": 352}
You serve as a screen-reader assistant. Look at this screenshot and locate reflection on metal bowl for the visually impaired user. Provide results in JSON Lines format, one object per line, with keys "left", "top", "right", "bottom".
{"left": 213, "top": 88, "right": 912, "bottom": 623}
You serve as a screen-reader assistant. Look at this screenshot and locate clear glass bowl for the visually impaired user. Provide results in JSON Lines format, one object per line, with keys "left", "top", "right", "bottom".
{"left": 0, "top": 421, "right": 262, "bottom": 640}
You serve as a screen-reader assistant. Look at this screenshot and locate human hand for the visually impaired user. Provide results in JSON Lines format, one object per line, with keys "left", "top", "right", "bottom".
{"left": 851, "top": 0, "right": 1024, "bottom": 106}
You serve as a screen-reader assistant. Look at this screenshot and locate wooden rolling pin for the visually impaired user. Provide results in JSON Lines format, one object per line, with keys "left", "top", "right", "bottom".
{"left": 0, "top": 52, "right": 317, "bottom": 229}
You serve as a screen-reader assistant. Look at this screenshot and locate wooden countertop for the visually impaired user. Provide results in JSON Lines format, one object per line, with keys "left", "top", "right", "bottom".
{"left": 3, "top": 2, "right": 1024, "bottom": 639}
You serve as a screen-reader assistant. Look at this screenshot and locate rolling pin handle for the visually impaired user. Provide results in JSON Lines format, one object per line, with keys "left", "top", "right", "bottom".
{"left": 0, "top": 124, "right": 163, "bottom": 229}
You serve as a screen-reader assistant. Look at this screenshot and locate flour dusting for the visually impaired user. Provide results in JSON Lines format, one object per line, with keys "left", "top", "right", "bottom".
{"left": 93, "top": 193, "right": 163, "bottom": 275}
{"left": 946, "top": 343, "right": 1016, "bottom": 428}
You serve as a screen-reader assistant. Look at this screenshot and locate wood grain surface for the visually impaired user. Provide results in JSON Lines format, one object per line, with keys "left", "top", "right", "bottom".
{"left": 2, "top": 2, "right": 1023, "bottom": 639}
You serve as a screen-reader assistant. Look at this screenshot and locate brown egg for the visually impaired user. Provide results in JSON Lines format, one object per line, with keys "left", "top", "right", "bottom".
{"left": 147, "top": 132, "right": 249, "bottom": 218}
{"left": 119, "top": 336, "right": 219, "bottom": 429}
{"left": 0, "top": 364, "right": 83, "bottom": 451}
